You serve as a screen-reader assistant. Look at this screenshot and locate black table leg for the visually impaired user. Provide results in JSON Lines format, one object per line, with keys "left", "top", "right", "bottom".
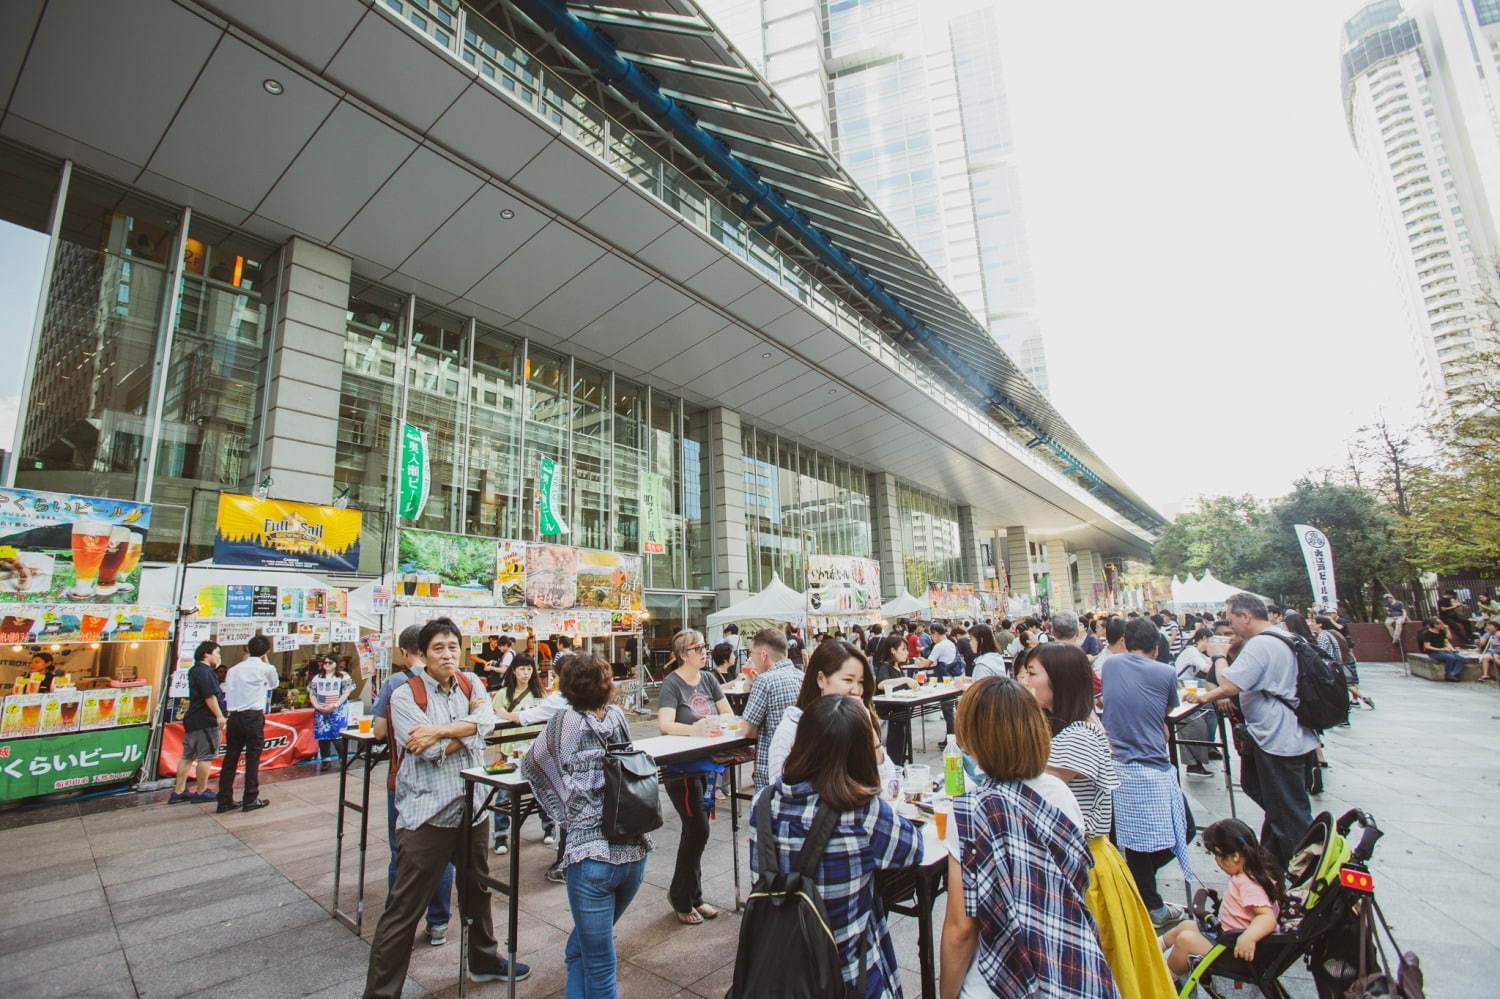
{"left": 915, "top": 867, "right": 939, "bottom": 999}
{"left": 729, "top": 760, "right": 743, "bottom": 911}
{"left": 332, "top": 735, "right": 349, "bottom": 925}
{"left": 355, "top": 739, "right": 372, "bottom": 931}
{"left": 507, "top": 784, "right": 522, "bottom": 999}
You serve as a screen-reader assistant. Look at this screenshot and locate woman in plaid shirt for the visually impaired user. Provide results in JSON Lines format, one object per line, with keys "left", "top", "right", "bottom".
{"left": 750, "top": 694, "right": 923, "bottom": 997}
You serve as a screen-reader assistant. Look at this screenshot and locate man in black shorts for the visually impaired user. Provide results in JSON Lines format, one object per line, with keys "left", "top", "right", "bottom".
{"left": 171, "top": 640, "right": 227, "bottom": 804}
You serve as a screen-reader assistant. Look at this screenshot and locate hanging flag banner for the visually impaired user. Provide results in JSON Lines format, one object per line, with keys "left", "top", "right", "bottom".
{"left": 538, "top": 456, "right": 568, "bottom": 535}
{"left": 640, "top": 471, "right": 666, "bottom": 555}
{"left": 398, "top": 424, "right": 430, "bottom": 520}
{"left": 213, "top": 493, "right": 362, "bottom": 572}
{"left": 1294, "top": 524, "right": 1339, "bottom": 612}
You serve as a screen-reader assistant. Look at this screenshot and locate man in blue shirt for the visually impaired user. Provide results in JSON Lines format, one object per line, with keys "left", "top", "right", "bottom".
{"left": 372, "top": 624, "right": 454, "bottom": 946}
{"left": 1101, "top": 616, "right": 1190, "bottom": 930}
{"left": 171, "top": 640, "right": 226, "bottom": 804}
{"left": 924, "top": 624, "right": 961, "bottom": 735}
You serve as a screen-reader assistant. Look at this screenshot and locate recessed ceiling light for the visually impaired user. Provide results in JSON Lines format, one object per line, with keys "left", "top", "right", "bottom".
{"left": 262, "top": 78, "right": 284, "bottom": 95}
{"left": 827, "top": 388, "right": 838, "bottom": 395}
{"left": 499, "top": 208, "right": 516, "bottom": 220}
{"left": 760, "top": 352, "right": 772, "bottom": 359}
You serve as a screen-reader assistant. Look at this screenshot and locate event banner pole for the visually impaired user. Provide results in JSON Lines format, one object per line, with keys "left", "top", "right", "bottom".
{"left": 1293, "top": 524, "right": 1339, "bottom": 612}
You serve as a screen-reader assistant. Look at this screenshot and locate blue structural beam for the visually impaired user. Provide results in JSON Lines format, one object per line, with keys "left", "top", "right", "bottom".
{"left": 510, "top": 0, "right": 1157, "bottom": 531}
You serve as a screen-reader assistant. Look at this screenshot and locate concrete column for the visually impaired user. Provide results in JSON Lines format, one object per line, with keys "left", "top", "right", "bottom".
{"left": 708, "top": 408, "right": 749, "bottom": 607}
{"left": 260, "top": 237, "right": 350, "bottom": 504}
{"left": 870, "top": 472, "right": 904, "bottom": 599}
{"left": 1076, "top": 549, "right": 1100, "bottom": 610}
{"left": 1045, "top": 541, "right": 1074, "bottom": 613}
{"left": 1005, "top": 526, "right": 1033, "bottom": 599}
{"left": 956, "top": 505, "right": 981, "bottom": 588}
{"left": 1091, "top": 552, "right": 1107, "bottom": 604}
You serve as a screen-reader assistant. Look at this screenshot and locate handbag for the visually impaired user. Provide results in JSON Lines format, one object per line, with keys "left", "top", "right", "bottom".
{"left": 591, "top": 713, "right": 663, "bottom": 843}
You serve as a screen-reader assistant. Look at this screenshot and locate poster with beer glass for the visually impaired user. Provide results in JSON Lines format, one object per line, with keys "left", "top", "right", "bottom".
{"left": 0, "top": 488, "right": 150, "bottom": 603}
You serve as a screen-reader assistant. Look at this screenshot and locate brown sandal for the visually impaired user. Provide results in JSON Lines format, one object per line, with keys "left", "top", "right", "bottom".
{"left": 695, "top": 904, "right": 720, "bottom": 919}
{"left": 675, "top": 909, "right": 704, "bottom": 925}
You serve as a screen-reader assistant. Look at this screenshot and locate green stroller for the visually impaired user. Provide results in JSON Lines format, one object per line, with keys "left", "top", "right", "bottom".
{"left": 1175, "top": 809, "right": 1424, "bottom": 998}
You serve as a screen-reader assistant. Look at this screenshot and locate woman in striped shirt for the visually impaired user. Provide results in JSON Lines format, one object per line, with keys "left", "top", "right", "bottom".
{"left": 1021, "top": 643, "right": 1176, "bottom": 999}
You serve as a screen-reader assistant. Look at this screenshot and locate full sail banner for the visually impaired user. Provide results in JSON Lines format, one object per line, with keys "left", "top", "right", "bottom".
{"left": 1294, "top": 523, "right": 1339, "bottom": 612}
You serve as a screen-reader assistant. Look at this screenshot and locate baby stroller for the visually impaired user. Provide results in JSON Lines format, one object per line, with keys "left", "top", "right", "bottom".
{"left": 1175, "top": 809, "right": 1424, "bottom": 999}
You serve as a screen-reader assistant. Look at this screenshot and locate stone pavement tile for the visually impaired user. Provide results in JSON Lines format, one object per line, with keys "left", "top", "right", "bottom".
{"left": 104, "top": 852, "right": 269, "bottom": 905}
{"left": 3, "top": 848, "right": 103, "bottom": 895}
{"left": 413, "top": 935, "right": 568, "bottom": 998}
{"left": 684, "top": 953, "right": 737, "bottom": 998}
{"left": 0, "top": 881, "right": 106, "bottom": 933}
{"left": 0, "top": 867, "right": 103, "bottom": 909}
{"left": 2, "top": 954, "right": 134, "bottom": 999}
{"left": 112, "top": 865, "right": 292, "bottom": 926}
{"left": 121, "top": 893, "right": 328, "bottom": 968}
{"left": 0, "top": 926, "right": 124, "bottom": 987}
{"left": 303, "top": 974, "right": 428, "bottom": 998}
{"left": 93, "top": 834, "right": 253, "bottom": 886}
{"left": 131, "top": 917, "right": 363, "bottom": 998}
{"left": 0, "top": 895, "right": 118, "bottom": 957}
{"left": 623, "top": 902, "right": 741, "bottom": 985}
{"left": 174, "top": 938, "right": 373, "bottom": 999}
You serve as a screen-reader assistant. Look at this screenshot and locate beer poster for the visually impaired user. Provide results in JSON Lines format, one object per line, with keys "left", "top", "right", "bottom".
{"left": 575, "top": 550, "right": 643, "bottom": 611}
{"left": 1, "top": 693, "right": 43, "bottom": 737}
{"left": 395, "top": 529, "right": 498, "bottom": 606}
{"left": 806, "top": 556, "right": 881, "bottom": 617}
{"left": 79, "top": 688, "right": 123, "bottom": 730}
{"left": 0, "top": 487, "right": 151, "bottom": 604}
{"left": 39, "top": 690, "right": 81, "bottom": 734}
{"left": 496, "top": 540, "right": 526, "bottom": 607}
{"left": 213, "top": 493, "right": 362, "bottom": 572}
{"left": 525, "top": 544, "right": 578, "bottom": 609}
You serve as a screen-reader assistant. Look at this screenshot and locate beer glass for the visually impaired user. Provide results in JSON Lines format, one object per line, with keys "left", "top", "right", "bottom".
{"left": 71, "top": 520, "right": 111, "bottom": 597}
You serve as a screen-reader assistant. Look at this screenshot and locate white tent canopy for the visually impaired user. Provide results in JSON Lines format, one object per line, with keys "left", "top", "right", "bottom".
{"left": 707, "top": 574, "right": 806, "bottom": 639}
{"left": 1171, "top": 571, "right": 1269, "bottom": 608}
{"left": 880, "top": 589, "right": 928, "bottom": 618}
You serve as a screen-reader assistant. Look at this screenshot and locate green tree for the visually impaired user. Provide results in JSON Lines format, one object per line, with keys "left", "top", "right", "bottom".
{"left": 1150, "top": 495, "right": 1266, "bottom": 581}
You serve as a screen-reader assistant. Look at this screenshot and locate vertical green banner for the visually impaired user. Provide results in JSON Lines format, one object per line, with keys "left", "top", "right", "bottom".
{"left": 641, "top": 471, "right": 665, "bottom": 554}
{"left": 398, "top": 424, "right": 429, "bottom": 520}
{"left": 538, "top": 456, "right": 569, "bottom": 536}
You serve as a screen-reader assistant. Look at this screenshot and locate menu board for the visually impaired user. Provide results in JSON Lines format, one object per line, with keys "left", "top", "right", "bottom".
{"left": 0, "top": 487, "right": 151, "bottom": 604}
{"left": 395, "top": 529, "right": 498, "bottom": 605}
{"left": 0, "top": 693, "right": 43, "bottom": 737}
{"left": 806, "top": 555, "right": 881, "bottom": 617}
{"left": 113, "top": 688, "right": 152, "bottom": 727}
{"left": 39, "top": 690, "right": 81, "bottom": 734}
{"left": 0, "top": 606, "right": 172, "bottom": 644}
{"left": 80, "top": 688, "right": 123, "bottom": 730}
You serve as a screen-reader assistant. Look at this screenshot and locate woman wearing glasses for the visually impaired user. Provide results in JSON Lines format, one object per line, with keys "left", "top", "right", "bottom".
{"left": 657, "top": 628, "right": 732, "bottom": 925}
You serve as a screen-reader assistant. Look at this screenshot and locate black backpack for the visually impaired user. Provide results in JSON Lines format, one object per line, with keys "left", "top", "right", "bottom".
{"left": 1266, "top": 632, "right": 1349, "bottom": 732}
{"left": 727, "top": 798, "right": 865, "bottom": 999}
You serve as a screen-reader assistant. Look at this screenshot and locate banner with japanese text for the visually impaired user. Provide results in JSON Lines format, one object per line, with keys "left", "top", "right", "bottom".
{"left": 398, "top": 424, "right": 430, "bottom": 519}
{"left": 640, "top": 472, "right": 666, "bottom": 554}
{"left": 0, "top": 725, "right": 150, "bottom": 801}
{"left": 1294, "top": 524, "right": 1339, "bottom": 612}
{"left": 157, "top": 710, "right": 318, "bottom": 777}
{"left": 806, "top": 555, "right": 881, "bottom": 620}
{"left": 538, "top": 457, "right": 568, "bottom": 535}
{"left": 0, "top": 487, "right": 151, "bottom": 604}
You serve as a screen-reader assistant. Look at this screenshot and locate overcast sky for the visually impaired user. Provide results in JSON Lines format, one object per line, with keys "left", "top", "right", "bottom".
{"left": 989, "top": 0, "right": 1419, "bottom": 517}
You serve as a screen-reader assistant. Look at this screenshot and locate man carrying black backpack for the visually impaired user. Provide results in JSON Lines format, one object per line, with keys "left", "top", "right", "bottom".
{"left": 1185, "top": 592, "right": 1321, "bottom": 866}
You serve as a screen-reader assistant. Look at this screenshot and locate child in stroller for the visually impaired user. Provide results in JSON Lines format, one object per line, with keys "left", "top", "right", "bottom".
{"left": 1161, "top": 818, "right": 1285, "bottom": 976}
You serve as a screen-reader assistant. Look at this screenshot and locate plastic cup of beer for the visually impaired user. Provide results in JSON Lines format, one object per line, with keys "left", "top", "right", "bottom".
{"left": 705, "top": 715, "right": 723, "bottom": 738}
{"left": 934, "top": 800, "right": 952, "bottom": 840}
{"left": 357, "top": 715, "right": 372, "bottom": 734}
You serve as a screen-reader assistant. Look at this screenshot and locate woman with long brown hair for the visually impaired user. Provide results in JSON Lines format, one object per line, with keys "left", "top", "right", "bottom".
{"left": 1020, "top": 644, "right": 1174, "bottom": 999}
{"left": 764, "top": 638, "right": 891, "bottom": 788}
{"left": 751, "top": 694, "right": 922, "bottom": 998}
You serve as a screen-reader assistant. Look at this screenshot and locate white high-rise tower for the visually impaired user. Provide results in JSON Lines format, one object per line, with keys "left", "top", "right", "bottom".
{"left": 699, "top": 0, "right": 1052, "bottom": 394}
{"left": 1341, "top": 0, "right": 1500, "bottom": 416}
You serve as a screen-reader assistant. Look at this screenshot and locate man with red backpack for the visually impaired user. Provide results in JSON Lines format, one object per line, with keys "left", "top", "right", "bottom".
{"left": 364, "top": 618, "right": 528, "bottom": 997}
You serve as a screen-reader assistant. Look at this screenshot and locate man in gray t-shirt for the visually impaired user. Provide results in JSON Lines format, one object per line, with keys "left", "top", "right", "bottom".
{"left": 1188, "top": 593, "right": 1319, "bottom": 865}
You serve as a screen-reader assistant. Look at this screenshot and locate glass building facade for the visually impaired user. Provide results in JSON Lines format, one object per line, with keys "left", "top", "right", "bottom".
{"left": 896, "top": 483, "right": 962, "bottom": 595}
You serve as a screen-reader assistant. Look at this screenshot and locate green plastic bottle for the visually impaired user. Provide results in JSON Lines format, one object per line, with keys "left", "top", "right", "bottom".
{"left": 943, "top": 736, "right": 964, "bottom": 796}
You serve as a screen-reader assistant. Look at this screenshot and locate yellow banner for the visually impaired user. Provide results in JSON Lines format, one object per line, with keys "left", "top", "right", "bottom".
{"left": 213, "top": 494, "right": 362, "bottom": 571}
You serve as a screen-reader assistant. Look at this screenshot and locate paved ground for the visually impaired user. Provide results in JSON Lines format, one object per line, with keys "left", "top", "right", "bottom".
{"left": 0, "top": 661, "right": 1494, "bottom": 997}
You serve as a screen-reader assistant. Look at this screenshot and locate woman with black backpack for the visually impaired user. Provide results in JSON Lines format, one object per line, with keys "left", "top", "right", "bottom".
{"left": 521, "top": 653, "right": 652, "bottom": 998}
{"left": 741, "top": 694, "right": 922, "bottom": 998}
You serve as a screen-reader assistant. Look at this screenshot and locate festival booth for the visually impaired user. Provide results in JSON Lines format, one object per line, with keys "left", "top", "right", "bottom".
{"left": 706, "top": 574, "right": 807, "bottom": 642}
{"left": 804, "top": 555, "right": 882, "bottom": 635}
{"left": 0, "top": 487, "right": 176, "bottom": 804}
{"left": 1169, "top": 571, "right": 1268, "bottom": 612}
{"left": 388, "top": 529, "right": 645, "bottom": 683}
{"left": 880, "top": 589, "right": 930, "bottom": 620}
{"left": 155, "top": 493, "right": 382, "bottom": 777}
{"left": 925, "top": 581, "right": 980, "bottom": 622}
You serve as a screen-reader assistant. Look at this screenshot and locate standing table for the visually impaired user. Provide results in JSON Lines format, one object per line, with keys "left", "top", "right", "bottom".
{"left": 879, "top": 815, "right": 950, "bottom": 999}
{"left": 332, "top": 727, "right": 388, "bottom": 934}
{"left": 455, "top": 731, "right": 754, "bottom": 998}
{"left": 1167, "top": 699, "right": 1237, "bottom": 818}
{"left": 874, "top": 684, "right": 963, "bottom": 759}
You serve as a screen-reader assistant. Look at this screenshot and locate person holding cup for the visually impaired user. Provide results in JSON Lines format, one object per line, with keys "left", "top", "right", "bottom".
{"left": 657, "top": 628, "right": 732, "bottom": 925}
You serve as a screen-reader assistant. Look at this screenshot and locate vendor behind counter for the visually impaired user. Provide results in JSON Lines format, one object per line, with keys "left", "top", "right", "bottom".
{"left": 2, "top": 641, "right": 164, "bottom": 693}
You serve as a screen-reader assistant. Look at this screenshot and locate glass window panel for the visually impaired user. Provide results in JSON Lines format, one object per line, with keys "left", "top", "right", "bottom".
{"left": 467, "top": 325, "right": 521, "bottom": 539}
{"left": 337, "top": 281, "right": 406, "bottom": 573}
{"left": 644, "top": 591, "right": 684, "bottom": 674}
{"left": 685, "top": 409, "right": 712, "bottom": 590}
{"left": 570, "top": 362, "right": 608, "bottom": 551}
{"left": 647, "top": 391, "right": 683, "bottom": 589}
{"left": 612, "top": 376, "right": 643, "bottom": 554}
{"left": 404, "top": 302, "right": 466, "bottom": 532}
{"left": 523, "top": 345, "right": 567, "bottom": 542}
{"left": 17, "top": 173, "right": 181, "bottom": 504}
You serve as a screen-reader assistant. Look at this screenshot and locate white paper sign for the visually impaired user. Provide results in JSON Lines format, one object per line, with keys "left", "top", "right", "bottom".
{"left": 260, "top": 620, "right": 288, "bottom": 636}
{"left": 180, "top": 621, "right": 213, "bottom": 644}
{"left": 216, "top": 621, "right": 257, "bottom": 645}
{"left": 168, "top": 666, "right": 190, "bottom": 698}
{"left": 331, "top": 621, "right": 359, "bottom": 643}
{"left": 274, "top": 634, "right": 299, "bottom": 652}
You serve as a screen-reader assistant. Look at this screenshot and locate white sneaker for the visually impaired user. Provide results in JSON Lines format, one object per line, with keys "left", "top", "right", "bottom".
{"left": 542, "top": 832, "right": 557, "bottom": 846}
{"left": 494, "top": 841, "right": 508, "bottom": 855}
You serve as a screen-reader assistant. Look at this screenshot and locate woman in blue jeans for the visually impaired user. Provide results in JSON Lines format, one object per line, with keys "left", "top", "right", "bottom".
{"left": 522, "top": 652, "right": 652, "bottom": 997}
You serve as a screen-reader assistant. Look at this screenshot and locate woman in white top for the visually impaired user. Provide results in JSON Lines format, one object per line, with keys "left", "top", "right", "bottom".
{"left": 968, "top": 622, "right": 1008, "bottom": 679}
{"left": 1173, "top": 627, "right": 1215, "bottom": 682}
{"left": 766, "top": 639, "right": 897, "bottom": 790}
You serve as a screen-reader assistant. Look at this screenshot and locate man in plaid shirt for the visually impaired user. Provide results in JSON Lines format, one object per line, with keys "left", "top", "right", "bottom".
{"left": 740, "top": 627, "right": 801, "bottom": 791}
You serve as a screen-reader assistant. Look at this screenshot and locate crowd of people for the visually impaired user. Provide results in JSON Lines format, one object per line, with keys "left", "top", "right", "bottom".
{"left": 356, "top": 587, "right": 1419, "bottom": 999}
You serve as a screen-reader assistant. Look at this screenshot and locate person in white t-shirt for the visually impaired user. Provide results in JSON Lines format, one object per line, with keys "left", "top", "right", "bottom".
{"left": 216, "top": 636, "right": 281, "bottom": 813}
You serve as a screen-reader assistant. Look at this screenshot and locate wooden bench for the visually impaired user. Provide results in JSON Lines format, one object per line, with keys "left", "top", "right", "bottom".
{"left": 1407, "top": 651, "right": 1482, "bottom": 682}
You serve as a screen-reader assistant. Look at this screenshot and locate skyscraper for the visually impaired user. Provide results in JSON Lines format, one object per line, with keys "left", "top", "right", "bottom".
{"left": 700, "top": 0, "right": 1052, "bottom": 394}
{"left": 1341, "top": 0, "right": 1500, "bottom": 416}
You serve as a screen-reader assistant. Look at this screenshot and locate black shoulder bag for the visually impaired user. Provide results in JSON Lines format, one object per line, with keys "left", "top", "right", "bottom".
{"left": 590, "top": 712, "right": 663, "bottom": 844}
